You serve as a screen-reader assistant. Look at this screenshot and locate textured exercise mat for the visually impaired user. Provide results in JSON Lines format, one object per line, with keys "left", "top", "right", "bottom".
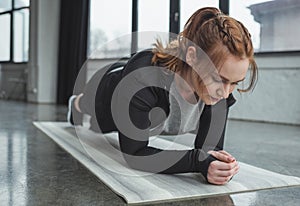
{"left": 33, "top": 122, "right": 300, "bottom": 205}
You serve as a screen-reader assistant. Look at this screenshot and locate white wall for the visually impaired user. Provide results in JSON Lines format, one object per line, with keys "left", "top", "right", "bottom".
{"left": 27, "top": 0, "right": 60, "bottom": 103}
{"left": 0, "top": 64, "right": 27, "bottom": 100}
{"left": 229, "top": 53, "right": 300, "bottom": 125}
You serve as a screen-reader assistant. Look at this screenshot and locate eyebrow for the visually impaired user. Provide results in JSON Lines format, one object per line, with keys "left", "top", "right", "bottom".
{"left": 220, "top": 75, "right": 245, "bottom": 83}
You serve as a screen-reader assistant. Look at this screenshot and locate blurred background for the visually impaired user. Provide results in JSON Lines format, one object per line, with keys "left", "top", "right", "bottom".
{"left": 0, "top": 0, "right": 299, "bottom": 125}
{"left": 0, "top": 1, "right": 300, "bottom": 205}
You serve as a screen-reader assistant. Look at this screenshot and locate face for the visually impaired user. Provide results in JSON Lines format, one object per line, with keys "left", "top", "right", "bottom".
{"left": 198, "top": 55, "right": 249, "bottom": 105}
{"left": 186, "top": 47, "right": 249, "bottom": 105}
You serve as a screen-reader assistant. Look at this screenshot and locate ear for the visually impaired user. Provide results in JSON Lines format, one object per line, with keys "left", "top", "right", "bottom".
{"left": 186, "top": 46, "right": 197, "bottom": 66}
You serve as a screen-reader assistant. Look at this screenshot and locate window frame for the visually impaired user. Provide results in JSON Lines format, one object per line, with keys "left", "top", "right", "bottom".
{"left": 0, "top": 0, "right": 30, "bottom": 64}
{"left": 89, "top": 0, "right": 220, "bottom": 60}
{"left": 88, "top": 0, "right": 299, "bottom": 60}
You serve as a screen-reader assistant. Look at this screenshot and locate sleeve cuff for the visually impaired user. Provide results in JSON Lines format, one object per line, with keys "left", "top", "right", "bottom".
{"left": 196, "top": 152, "right": 218, "bottom": 182}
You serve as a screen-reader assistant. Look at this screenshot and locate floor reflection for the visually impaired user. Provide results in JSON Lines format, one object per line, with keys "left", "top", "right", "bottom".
{"left": 1, "top": 131, "right": 27, "bottom": 206}
{"left": 0, "top": 100, "right": 300, "bottom": 205}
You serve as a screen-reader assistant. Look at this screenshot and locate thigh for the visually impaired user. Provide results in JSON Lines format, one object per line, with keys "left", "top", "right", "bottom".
{"left": 79, "top": 62, "right": 126, "bottom": 116}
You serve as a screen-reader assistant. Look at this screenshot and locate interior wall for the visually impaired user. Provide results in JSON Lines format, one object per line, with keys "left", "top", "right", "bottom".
{"left": 229, "top": 53, "right": 300, "bottom": 125}
{"left": 27, "top": 0, "right": 60, "bottom": 103}
{"left": 0, "top": 64, "right": 27, "bottom": 101}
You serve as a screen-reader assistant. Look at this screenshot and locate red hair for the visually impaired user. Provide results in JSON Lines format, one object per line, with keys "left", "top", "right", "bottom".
{"left": 152, "top": 7, "right": 258, "bottom": 92}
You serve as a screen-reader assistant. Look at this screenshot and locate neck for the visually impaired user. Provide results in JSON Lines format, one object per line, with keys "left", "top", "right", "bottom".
{"left": 174, "top": 71, "right": 198, "bottom": 104}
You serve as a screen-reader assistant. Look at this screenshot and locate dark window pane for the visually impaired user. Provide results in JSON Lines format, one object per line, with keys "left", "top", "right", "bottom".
{"left": 14, "top": 0, "right": 29, "bottom": 9}
{"left": 0, "top": 14, "right": 11, "bottom": 61}
{"left": 0, "top": 0, "right": 12, "bottom": 13}
{"left": 13, "top": 9, "right": 29, "bottom": 62}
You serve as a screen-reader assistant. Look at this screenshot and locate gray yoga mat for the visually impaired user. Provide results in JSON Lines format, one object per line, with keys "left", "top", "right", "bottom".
{"left": 33, "top": 122, "right": 300, "bottom": 205}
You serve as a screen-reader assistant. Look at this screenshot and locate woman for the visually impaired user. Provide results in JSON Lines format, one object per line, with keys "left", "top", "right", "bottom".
{"left": 68, "top": 7, "right": 257, "bottom": 185}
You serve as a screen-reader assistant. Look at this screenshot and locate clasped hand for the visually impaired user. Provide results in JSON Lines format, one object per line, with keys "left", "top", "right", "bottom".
{"left": 207, "top": 150, "right": 239, "bottom": 185}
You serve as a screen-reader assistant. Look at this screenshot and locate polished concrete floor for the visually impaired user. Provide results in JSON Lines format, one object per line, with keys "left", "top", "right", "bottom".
{"left": 0, "top": 100, "right": 299, "bottom": 206}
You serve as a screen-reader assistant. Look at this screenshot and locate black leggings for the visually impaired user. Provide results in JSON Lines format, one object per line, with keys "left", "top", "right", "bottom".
{"left": 78, "top": 62, "right": 127, "bottom": 132}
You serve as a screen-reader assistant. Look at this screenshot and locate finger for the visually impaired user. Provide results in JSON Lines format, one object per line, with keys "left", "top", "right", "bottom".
{"left": 217, "top": 150, "right": 232, "bottom": 157}
{"left": 207, "top": 161, "right": 239, "bottom": 185}
{"left": 207, "top": 175, "right": 231, "bottom": 185}
{"left": 214, "top": 168, "right": 236, "bottom": 177}
{"left": 217, "top": 150, "right": 235, "bottom": 163}
{"left": 233, "top": 163, "right": 240, "bottom": 175}
{"left": 213, "top": 163, "right": 239, "bottom": 177}
{"left": 228, "top": 164, "right": 240, "bottom": 180}
{"left": 209, "top": 151, "right": 235, "bottom": 163}
{"left": 217, "top": 150, "right": 236, "bottom": 162}
{"left": 211, "top": 160, "right": 238, "bottom": 171}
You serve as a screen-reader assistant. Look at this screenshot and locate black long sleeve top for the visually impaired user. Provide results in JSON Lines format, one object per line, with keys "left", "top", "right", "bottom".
{"left": 92, "top": 50, "right": 236, "bottom": 179}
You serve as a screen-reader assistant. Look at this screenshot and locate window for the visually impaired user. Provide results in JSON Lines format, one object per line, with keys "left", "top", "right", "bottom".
{"left": 137, "top": 0, "right": 170, "bottom": 51}
{"left": 230, "top": 0, "right": 300, "bottom": 52}
{"left": 89, "top": 0, "right": 170, "bottom": 59}
{"left": 0, "top": 0, "right": 30, "bottom": 62}
{"left": 180, "top": 0, "right": 219, "bottom": 31}
{"left": 88, "top": 0, "right": 132, "bottom": 58}
{"left": 88, "top": 0, "right": 225, "bottom": 59}
{"left": 0, "top": 14, "right": 11, "bottom": 61}
{"left": 88, "top": 0, "right": 300, "bottom": 59}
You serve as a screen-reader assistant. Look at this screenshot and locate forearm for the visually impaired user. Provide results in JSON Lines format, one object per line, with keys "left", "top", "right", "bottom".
{"left": 195, "top": 94, "right": 235, "bottom": 151}
{"left": 119, "top": 133, "right": 216, "bottom": 178}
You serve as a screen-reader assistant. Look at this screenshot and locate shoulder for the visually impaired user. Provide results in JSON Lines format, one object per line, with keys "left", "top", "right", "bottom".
{"left": 121, "top": 50, "right": 173, "bottom": 110}
{"left": 121, "top": 49, "right": 174, "bottom": 89}
{"left": 122, "top": 49, "right": 155, "bottom": 75}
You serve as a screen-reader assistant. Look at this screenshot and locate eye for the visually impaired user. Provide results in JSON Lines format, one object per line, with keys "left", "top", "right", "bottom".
{"left": 212, "top": 75, "right": 222, "bottom": 83}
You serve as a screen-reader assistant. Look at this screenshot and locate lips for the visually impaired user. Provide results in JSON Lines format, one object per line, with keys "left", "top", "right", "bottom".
{"left": 210, "top": 96, "right": 221, "bottom": 102}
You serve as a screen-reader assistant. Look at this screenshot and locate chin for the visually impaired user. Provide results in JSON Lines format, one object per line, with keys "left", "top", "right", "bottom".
{"left": 198, "top": 94, "right": 220, "bottom": 105}
{"left": 202, "top": 99, "right": 213, "bottom": 105}
{"left": 203, "top": 98, "right": 220, "bottom": 106}
{"left": 207, "top": 101, "right": 217, "bottom": 106}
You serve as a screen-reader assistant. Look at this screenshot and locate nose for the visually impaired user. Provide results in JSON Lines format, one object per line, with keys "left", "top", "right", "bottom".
{"left": 217, "top": 83, "right": 230, "bottom": 99}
